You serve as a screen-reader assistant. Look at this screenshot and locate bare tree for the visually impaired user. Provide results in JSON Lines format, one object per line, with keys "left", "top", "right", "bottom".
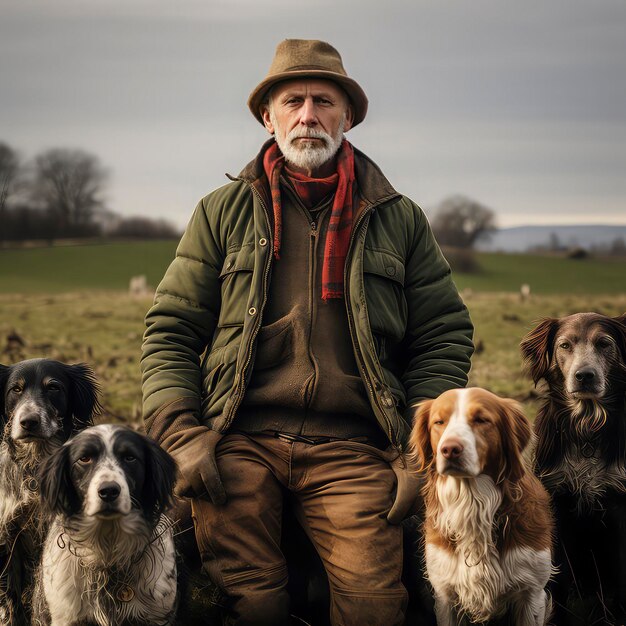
{"left": 431, "top": 195, "right": 497, "bottom": 249}
{"left": 31, "top": 148, "right": 108, "bottom": 235}
{"left": 0, "top": 143, "right": 21, "bottom": 245}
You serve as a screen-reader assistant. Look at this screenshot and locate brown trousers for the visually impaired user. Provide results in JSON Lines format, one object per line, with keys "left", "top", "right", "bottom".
{"left": 191, "top": 433, "right": 407, "bottom": 626}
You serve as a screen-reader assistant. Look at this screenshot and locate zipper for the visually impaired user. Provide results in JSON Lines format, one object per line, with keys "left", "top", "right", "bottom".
{"left": 344, "top": 205, "right": 397, "bottom": 447}
{"left": 222, "top": 180, "right": 273, "bottom": 428}
{"left": 305, "top": 219, "right": 320, "bottom": 408}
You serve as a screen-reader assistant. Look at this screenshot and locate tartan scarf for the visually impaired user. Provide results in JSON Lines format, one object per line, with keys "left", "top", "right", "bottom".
{"left": 284, "top": 166, "right": 338, "bottom": 210}
{"left": 263, "top": 139, "right": 355, "bottom": 300}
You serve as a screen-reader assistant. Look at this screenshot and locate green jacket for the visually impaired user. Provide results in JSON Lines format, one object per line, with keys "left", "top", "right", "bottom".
{"left": 141, "top": 142, "right": 473, "bottom": 456}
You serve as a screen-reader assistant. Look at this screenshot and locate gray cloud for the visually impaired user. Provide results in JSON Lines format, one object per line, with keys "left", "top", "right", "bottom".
{"left": 1, "top": 0, "right": 625, "bottom": 228}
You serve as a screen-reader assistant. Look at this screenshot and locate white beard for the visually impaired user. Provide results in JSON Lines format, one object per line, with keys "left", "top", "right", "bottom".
{"left": 271, "top": 109, "right": 346, "bottom": 171}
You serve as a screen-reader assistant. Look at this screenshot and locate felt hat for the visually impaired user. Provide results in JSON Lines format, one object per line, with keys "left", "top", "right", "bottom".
{"left": 248, "top": 39, "right": 368, "bottom": 127}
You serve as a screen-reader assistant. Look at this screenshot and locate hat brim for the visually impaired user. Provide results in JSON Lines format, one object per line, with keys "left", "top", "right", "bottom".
{"left": 248, "top": 70, "right": 368, "bottom": 128}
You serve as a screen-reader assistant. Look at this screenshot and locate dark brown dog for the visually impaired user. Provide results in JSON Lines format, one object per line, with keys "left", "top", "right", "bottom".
{"left": 521, "top": 312, "right": 626, "bottom": 625}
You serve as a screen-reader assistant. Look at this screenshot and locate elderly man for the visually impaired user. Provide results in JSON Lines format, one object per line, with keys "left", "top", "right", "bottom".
{"left": 142, "top": 39, "right": 473, "bottom": 625}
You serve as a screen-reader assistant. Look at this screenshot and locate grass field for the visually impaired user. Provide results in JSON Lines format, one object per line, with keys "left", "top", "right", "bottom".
{"left": 1, "top": 240, "right": 625, "bottom": 294}
{"left": 1, "top": 244, "right": 623, "bottom": 622}
{"left": 0, "top": 240, "right": 178, "bottom": 293}
{"left": 1, "top": 241, "right": 625, "bottom": 422}
{"left": 454, "top": 251, "right": 626, "bottom": 294}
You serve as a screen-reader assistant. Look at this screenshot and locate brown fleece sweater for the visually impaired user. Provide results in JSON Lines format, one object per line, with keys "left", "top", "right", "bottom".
{"left": 235, "top": 177, "right": 382, "bottom": 441}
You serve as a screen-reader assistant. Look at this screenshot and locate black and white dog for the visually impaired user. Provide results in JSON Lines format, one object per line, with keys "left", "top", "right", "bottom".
{"left": 0, "top": 358, "right": 100, "bottom": 626}
{"left": 33, "top": 424, "right": 178, "bottom": 626}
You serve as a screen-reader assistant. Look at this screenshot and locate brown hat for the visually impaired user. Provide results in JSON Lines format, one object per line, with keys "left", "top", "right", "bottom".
{"left": 248, "top": 39, "right": 368, "bottom": 127}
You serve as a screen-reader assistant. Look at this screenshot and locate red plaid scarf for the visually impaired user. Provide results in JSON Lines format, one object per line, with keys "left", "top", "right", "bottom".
{"left": 284, "top": 166, "right": 338, "bottom": 209}
{"left": 263, "top": 139, "right": 355, "bottom": 300}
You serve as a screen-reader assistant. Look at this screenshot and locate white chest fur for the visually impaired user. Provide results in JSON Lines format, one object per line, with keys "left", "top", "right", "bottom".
{"left": 425, "top": 476, "right": 551, "bottom": 626}
{"left": 41, "top": 515, "right": 177, "bottom": 626}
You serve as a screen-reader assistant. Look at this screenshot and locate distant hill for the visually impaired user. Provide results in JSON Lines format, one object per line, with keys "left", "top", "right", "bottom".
{"left": 477, "top": 224, "right": 626, "bottom": 252}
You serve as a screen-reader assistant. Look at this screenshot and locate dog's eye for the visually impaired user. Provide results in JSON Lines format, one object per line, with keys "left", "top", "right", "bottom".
{"left": 10, "top": 385, "right": 22, "bottom": 394}
{"left": 558, "top": 341, "right": 571, "bottom": 350}
{"left": 596, "top": 337, "right": 612, "bottom": 349}
{"left": 123, "top": 454, "right": 136, "bottom": 463}
{"left": 47, "top": 383, "right": 61, "bottom": 392}
{"left": 78, "top": 456, "right": 93, "bottom": 464}
{"left": 433, "top": 419, "right": 445, "bottom": 426}
{"left": 473, "top": 415, "right": 489, "bottom": 425}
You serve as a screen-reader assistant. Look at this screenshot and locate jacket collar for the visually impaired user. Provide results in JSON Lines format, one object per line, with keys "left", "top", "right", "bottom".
{"left": 235, "top": 138, "right": 400, "bottom": 211}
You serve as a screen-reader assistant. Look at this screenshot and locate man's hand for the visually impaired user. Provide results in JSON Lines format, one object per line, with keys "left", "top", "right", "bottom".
{"left": 165, "top": 427, "right": 227, "bottom": 504}
{"left": 386, "top": 449, "right": 423, "bottom": 525}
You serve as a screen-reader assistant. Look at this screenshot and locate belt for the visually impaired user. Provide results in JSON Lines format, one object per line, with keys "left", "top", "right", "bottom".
{"left": 271, "top": 431, "right": 386, "bottom": 449}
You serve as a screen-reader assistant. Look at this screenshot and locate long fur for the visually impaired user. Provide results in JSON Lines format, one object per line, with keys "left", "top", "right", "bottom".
{"left": 0, "top": 359, "right": 99, "bottom": 625}
{"left": 412, "top": 388, "right": 553, "bottom": 626}
{"left": 521, "top": 314, "right": 626, "bottom": 505}
{"left": 32, "top": 425, "right": 178, "bottom": 626}
{"left": 521, "top": 312, "right": 626, "bottom": 623}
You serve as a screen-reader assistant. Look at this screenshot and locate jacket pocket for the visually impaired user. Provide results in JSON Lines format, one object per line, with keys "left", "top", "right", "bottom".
{"left": 200, "top": 342, "right": 239, "bottom": 419}
{"left": 363, "top": 248, "right": 407, "bottom": 341}
{"left": 218, "top": 245, "right": 255, "bottom": 327}
{"left": 253, "top": 316, "right": 294, "bottom": 371}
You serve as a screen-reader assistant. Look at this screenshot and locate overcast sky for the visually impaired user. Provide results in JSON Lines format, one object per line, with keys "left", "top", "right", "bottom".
{"left": 2, "top": 0, "right": 625, "bottom": 229}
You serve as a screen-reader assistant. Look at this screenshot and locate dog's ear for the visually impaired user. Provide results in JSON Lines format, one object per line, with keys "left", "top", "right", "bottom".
{"left": 520, "top": 318, "right": 560, "bottom": 384}
{"left": 142, "top": 435, "right": 176, "bottom": 523}
{"left": 610, "top": 313, "right": 626, "bottom": 361}
{"left": 498, "top": 398, "right": 531, "bottom": 484}
{"left": 39, "top": 444, "right": 80, "bottom": 516}
{"left": 64, "top": 363, "right": 102, "bottom": 429}
{"left": 410, "top": 400, "right": 434, "bottom": 471}
{"left": 0, "top": 364, "right": 9, "bottom": 427}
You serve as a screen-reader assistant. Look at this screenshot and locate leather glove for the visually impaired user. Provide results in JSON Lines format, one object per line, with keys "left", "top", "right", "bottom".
{"left": 164, "top": 426, "right": 226, "bottom": 505}
{"left": 386, "top": 449, "right": 424, "bottom": 524}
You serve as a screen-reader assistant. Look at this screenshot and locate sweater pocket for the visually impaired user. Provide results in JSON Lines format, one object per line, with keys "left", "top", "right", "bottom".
{"left": 217, "top": 244, "right": 255, "bottom": 327}
{"left": 363, "top": 248, "right": 407, "bottom": 341}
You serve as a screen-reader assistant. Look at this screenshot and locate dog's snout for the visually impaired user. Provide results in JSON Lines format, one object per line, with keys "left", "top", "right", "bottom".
{"left": 575, "top": 367, "right": 596, "bottom": 383}
{"left": 441, "top": 438, "right": 464, "bottom": 459}
{"left": 19, "top": 414, "right": 40, "bottom": 432}
{"left": 98, "top": 482, "right": 121, "bottom": 502}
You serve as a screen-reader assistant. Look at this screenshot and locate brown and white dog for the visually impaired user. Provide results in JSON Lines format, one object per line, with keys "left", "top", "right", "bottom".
{"left": 411, "top": 387, "right": 553, "bottom": 626}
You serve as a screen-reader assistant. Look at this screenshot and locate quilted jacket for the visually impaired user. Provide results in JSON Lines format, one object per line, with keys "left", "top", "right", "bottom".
{"left": 141, "top": 141, "right": 474, "bottom": 464}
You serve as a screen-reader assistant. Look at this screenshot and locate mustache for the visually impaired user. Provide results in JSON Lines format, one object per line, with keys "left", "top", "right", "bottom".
{"left": 286, "top": 127, "right": 331, "bottom": 144}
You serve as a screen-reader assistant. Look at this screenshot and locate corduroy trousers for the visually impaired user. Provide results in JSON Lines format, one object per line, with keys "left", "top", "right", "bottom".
{"left": 191, "top": 432, "right": 407, "bottom": 626}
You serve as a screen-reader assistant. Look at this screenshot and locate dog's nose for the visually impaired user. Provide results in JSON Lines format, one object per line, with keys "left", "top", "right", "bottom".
{"left": 441, "top": 438, "right": 464, "bottom": 459}
{"left": 19, "top": 414, "right": 40, "bottom": 432}
{"left": 575, "top": 367, "right": 596, "bottom": 383}
{"left": 98, "top": 482, "right": 121, "bottom": 502}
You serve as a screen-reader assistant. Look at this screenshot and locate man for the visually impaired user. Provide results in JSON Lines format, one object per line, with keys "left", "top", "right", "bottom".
{"left": 142, "top": 39, "right": 473, "bottom": 626}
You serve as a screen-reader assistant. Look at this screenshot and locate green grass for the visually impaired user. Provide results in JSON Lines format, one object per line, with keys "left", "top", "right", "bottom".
{"left": 454, "top": 252, "right": 626, "bottom": 294}
{"left": 0, "top": 240, "right": 178, "bottom": 293}
{"left": 1, "top": 241, "right": 625, "bottom": 421}
{"left": 1, "top": 242, "right": 624, "bottom": 294}
{"left": 2, "top": 290, "right": 625, "bottom": 423}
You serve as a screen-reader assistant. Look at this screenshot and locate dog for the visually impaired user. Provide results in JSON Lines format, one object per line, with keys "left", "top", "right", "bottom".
{"left": 32, "top": 424, "right": 178, "bottom": 626}
{"left": 521, "top": 312, "right": 626, "bottom": 625}
{"left": 0, "top": 358, "right": 100, "bottom": 625}
{"left": 411, "top": 387, "right": 553, "bottom": 626}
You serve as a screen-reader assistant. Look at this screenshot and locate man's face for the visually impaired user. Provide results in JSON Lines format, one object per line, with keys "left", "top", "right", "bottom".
{"left": 261, "top": 79, "right": 354, "bottom": 175}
